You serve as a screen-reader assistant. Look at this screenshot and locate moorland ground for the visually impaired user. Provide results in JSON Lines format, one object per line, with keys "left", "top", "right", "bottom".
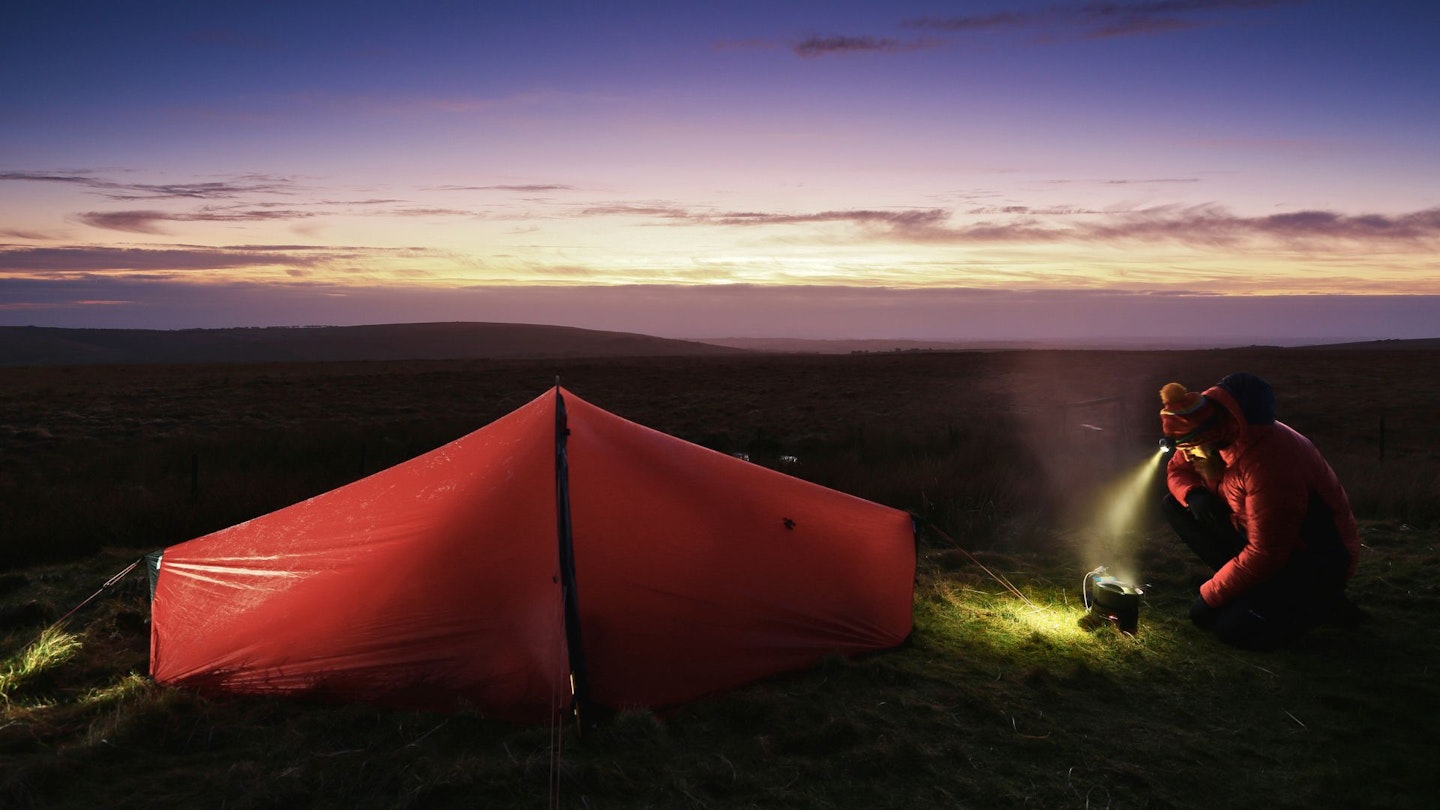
{"left": 2, "top": 348, "right": 1438, "bottom": 808}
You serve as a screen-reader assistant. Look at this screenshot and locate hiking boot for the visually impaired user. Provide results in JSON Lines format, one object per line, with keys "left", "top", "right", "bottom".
{"left": 1324, "top": 592, "right": 1370, "bottom": 626}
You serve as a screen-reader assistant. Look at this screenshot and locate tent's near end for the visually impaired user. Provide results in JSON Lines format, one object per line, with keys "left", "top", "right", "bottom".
{"left": 149, "top": 388, "right": 915, "bottom": 722}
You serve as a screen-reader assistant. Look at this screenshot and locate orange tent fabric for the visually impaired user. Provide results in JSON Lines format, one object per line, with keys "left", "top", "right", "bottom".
{"left": 150, "top": 388, "right": 914, "bottom": 722}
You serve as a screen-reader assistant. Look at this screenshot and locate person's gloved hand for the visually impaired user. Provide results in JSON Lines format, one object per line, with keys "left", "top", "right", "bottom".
{"left": 1190, "top": 595, "right": 1219, "bottom": 630}
{"left": 1185, "top": 487, "right": 1218, "bottom": 521}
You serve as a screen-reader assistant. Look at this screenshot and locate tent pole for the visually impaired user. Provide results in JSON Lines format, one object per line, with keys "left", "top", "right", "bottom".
{"left": 554, "top": 386, "right": 591, "bottom": 731}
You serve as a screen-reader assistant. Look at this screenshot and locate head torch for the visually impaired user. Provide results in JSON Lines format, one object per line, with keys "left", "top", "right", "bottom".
{"left": 1159, "top": 409, "right": 1223, "bottom": 454}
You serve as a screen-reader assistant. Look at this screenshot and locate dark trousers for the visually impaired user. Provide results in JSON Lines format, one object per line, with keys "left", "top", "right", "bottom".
{"left": 1162, "top": 491, "right": 1350, "bottom": 650}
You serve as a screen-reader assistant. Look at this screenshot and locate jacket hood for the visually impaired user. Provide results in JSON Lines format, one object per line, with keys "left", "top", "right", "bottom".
{"left": 1205, "top": 372, "right": 1277, "bottom": 427}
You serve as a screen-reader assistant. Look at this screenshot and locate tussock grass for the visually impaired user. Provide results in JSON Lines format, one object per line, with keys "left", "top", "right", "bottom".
{"left": 3, "top": 349, "right": 1439, "bottom": 807}
{"left": 0, "top": 626, "right": 83, "bottom": 705}
{"left": 2, "top": 528, "right": 1437, "bottom": 809}
{"left": 4, "top": 349, "right": 1439, "bottom": 569}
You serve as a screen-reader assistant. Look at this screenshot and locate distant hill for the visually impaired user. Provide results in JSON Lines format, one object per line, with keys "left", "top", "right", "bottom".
{"left": 705, "top": 336, "right": 1440, "bottom": 353}
{"left": 5, "top": 325, "right": 1434, "bottom": 366}
{"left": 701, "top": 337, "right": 1256, "bottom": 353}
{"left": 1297, "top": 337, "right": 1440, "bottom": 350}
{"left": 699, "top": 337, "right": 1050, "bottom": 354}
{"left": 0, "top": 323, "right": 748, "bottom": 367}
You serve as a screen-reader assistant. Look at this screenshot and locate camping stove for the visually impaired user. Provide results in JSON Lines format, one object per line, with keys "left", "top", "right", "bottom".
{"left": 1081, "top": 566, "right": 1142, "bottom": 634}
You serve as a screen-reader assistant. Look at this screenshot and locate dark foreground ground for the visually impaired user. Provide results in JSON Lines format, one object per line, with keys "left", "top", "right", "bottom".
{"left": 2, "top": 348, "right": 1438, "bottom": 808}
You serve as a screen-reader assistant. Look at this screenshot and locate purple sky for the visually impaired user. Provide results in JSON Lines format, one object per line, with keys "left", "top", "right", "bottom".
{"left": 3, "top": 1, "right": 1439, "bottom": 343}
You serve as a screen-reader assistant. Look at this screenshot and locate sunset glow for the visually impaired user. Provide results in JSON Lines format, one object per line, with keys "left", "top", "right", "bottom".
{"left": 3, "top": 1, "right": 1438, "bottom": 342}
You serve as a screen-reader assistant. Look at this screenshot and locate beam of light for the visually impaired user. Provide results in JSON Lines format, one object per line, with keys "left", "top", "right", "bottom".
{"left": 1105, "top": 446, "right": 1168, "bottom": 539}
{"left": 1081, "top": 446, "right": 1168, "bottom": 586}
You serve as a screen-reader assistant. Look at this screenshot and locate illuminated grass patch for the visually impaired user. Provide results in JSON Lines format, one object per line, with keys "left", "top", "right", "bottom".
{"left": 0, "top": 625, "right": 82, "bottom": 705}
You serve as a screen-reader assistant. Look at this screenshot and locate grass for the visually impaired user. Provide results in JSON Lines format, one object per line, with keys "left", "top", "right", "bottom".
{"left": 0, "top": 626, "right": 83, "bottom": 704}
{"left": 2, "top": 348, "right": 1439, "bottom": 807}
{"left": 2, "top": 522, "right": 1437, "bottom": 809}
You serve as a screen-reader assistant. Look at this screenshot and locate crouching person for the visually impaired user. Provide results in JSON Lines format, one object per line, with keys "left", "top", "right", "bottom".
{"left": 1158, "top": 372, "right": 1362, "bottom": 650}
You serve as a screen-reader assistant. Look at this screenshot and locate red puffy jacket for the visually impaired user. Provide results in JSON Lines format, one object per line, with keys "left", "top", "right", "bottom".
{"left": 1166, "top": 382, "right": 1360, "bottom": 607}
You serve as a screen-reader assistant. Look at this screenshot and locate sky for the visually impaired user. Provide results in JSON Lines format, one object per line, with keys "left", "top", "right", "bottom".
{"left": 3, "top": 0, "right": 1439, "bottom": 344}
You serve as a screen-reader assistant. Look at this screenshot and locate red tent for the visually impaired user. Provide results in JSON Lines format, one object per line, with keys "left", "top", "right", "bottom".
{"left": 148, "top": 387, "right": 915, "bottom": 722}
